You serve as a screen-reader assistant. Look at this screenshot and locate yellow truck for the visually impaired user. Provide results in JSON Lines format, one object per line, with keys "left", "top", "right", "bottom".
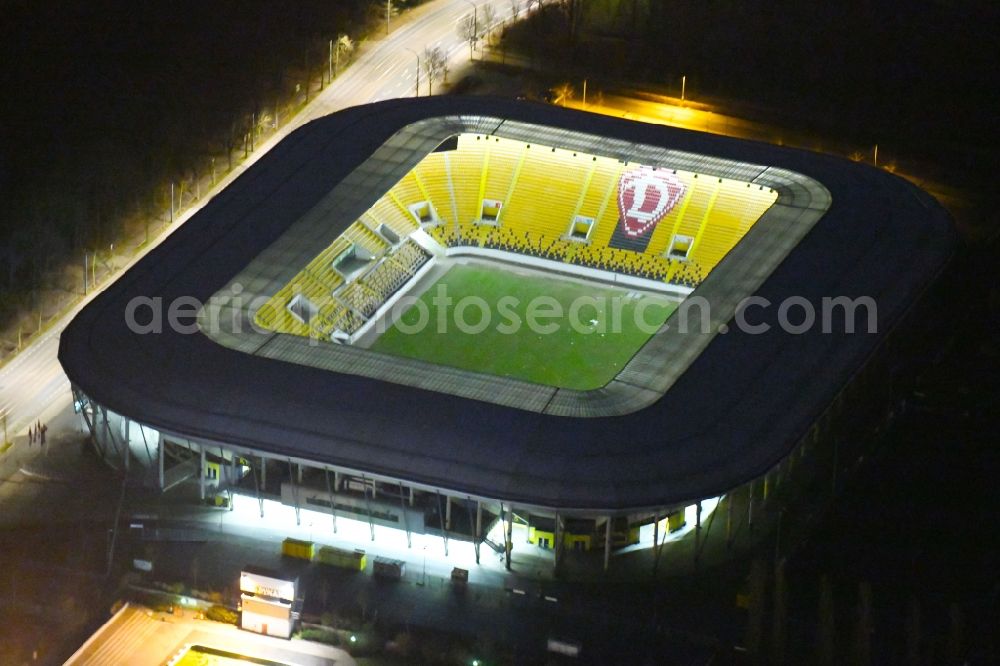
{"left": 317, "top": 546, "right": 367, "bottom": 571}
{"left": 281, "top": 537, "right": 315, "bottom": 561}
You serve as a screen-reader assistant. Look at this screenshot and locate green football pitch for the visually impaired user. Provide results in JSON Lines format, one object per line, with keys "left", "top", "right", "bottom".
{"left": 370, "top": 263, "right": 676, "bottom": 390}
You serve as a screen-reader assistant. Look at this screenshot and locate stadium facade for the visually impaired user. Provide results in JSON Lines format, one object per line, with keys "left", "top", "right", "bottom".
{"left": 58, "top": 97, "right": 956, "bottom": 572}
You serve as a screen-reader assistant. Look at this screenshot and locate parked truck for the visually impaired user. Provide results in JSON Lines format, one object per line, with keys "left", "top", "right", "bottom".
{"left": 317, "top": 546, "right": 367, "bottom": 571}
{"left": 281, "top": 537, "right": 315, "bottom": 561}
{"left": 372, "top": 556, "right": 405, "bottom": 580}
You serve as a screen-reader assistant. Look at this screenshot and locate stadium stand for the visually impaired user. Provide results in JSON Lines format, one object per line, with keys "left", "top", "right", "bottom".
{"left": 337, "top": 282, "right": 381, "bottom": 318}
{"left": 256, "top": 232, "right": 430, "bottom": 339}
{"left": 405, "top": 137, "right": 775, "bottom": 285}
{"left": 256, "top": 134, "right": 775, "bottom": 339}
{"left": 359, "top": 240, "right": 431, "bottom": 302}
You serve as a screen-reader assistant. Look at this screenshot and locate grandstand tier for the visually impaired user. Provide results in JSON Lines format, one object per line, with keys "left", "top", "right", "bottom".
{"left": 253, "top": 132, "right": 776, "bottom": 344}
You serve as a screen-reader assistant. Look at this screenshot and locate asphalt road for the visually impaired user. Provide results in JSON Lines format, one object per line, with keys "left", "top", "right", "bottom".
{"left": 0, "top": 0, "right": 520, "bottom": 444}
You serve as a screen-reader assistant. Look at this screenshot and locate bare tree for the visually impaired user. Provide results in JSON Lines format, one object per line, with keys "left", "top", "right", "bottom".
{"left": 509, "top": 0, "right": 522, "bottom": 20}
{"left": 481, "top": 3, "right": 502, "bottom": 53}
{"left": 556, "top": 0, "right": 582, "bottom": 44}
{"left": 458, "top": 13, "right": 477, "bottom": 60}
{"left": 422, "top": 46, "right": 446, "bottom": 95}
{"left": 481, "top": 3, "right": 497, "bottom": 36}
{"left": 334, "top": 34, "right": 354, "bottom": 77}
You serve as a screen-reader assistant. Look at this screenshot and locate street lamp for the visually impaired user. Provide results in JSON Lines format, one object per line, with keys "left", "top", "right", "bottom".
{"left": 404, "top": 47, "right": 420, "bottom": 98}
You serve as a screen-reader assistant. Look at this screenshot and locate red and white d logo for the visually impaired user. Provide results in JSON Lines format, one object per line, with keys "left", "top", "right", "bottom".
{"left": 617, "top": 167, "right": 686, "bottom": 238}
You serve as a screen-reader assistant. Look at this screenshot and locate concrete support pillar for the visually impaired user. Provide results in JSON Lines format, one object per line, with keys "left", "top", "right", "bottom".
{"left": 334, "top": 471, "right": 340, "bottom": 491}
{"left": 695, "top": 501, "right": 703, "bottom": 565}
{"left": 603, "top": 516, "right": 613, "bottom": 572}
{"left": 76, "top": 391, "right": 101, "bottom": 457}
{"left": 137, "top": 422, "right": 153, "bottom": 467}
{"left": 436, "top": 490, "right": 449, "bottom": 557}
{"left": 250, "top": 455, "right": 263, "bottom": 518}
{"left": 324, "top": 467, "right": 337, "bottom": 533}
{"left": 445, "top": 495, "right": 452, "bottom": 531}
{"left": 288, "top": 459, "right": 301, "bottom": 526}
{"left": 260, "top": 456, "right": 266, "bottom": 490}
{"left": 652, "top": 511, "right": 660, "bottom": 550}
{"left": 503, "top": 504, "right": 512, "bottom": 571}
{"left": 158, "top": 437, "right": 165, "bottom": 491}
{"left": 100, "top": 407, "right": 109, "bottom": 456}
{"left": 553, "top": 513, "right": 564, "bottom": 573}
{"left": 199, "top": 448, "right": 206, "bottom": 501}
{"left": 409, "top": 486, "right": 414, "bottom": 506}
{"left": 361, "top": 474, "right": 375, "bottom": 541}
{"left": 122, "top": 431, "right": 129, "bottom": 472}
{"left": 726, "top": 493, "right": 734, "bottom": 548}
{"left": 297, "top": 464, "right": 304, "bottom": 484}
{"left": 399, "top": 483, "right": 411, "bottom": 548}
{"left": 474, "top": 500, "right": 482, "bottom": 564}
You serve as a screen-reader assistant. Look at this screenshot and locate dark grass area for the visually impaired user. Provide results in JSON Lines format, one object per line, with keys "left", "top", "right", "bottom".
{"left": 503, "top": 1, "right": 998, "bottom": 168}
{"left": 0, "top": 0, "right": 433, "bottom": 324}
{"left": 371, "top": 263, "right": 675, "bottom": 390}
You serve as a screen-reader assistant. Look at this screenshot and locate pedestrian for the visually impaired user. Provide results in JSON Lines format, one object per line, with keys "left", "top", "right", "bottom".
{"left": 28, "top": 426, "right": 33, "bottom": 444}
{"left": 41, "top": 424, "right": 47, "bottom": 446}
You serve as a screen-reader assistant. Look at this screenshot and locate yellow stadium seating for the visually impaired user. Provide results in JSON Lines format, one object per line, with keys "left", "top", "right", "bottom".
{"left": 256, "top": 134, "right": 777, "bottom": 339}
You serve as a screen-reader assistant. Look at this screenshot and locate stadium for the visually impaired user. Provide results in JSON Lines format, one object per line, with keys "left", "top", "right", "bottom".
{"left": 58, "top": 96, "right": 955, "bottom": 574}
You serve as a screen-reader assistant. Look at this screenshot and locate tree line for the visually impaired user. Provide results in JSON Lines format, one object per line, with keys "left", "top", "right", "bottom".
{"left": 0, "top": 0, "right": 427, "bottom": 329}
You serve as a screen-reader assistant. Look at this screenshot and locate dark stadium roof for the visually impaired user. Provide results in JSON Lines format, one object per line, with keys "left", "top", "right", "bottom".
{"left": 59, "top": 96, "right": 956, "bottom": 513}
